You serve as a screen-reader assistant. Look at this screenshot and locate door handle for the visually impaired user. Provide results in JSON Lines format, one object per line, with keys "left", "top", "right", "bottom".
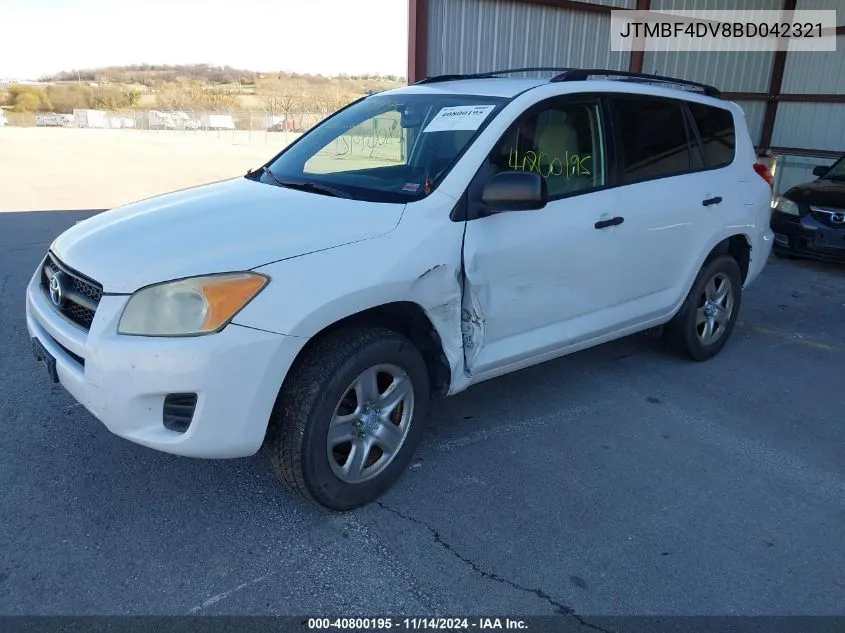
{"left": 702, "top": 196, "right": 723, "bottom": 207}
{"left": 594, "top": 216, "right": 624, "bottom": 229}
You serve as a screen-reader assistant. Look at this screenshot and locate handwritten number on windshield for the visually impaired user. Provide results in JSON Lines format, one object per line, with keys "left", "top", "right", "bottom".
{"left": 336, "top": 120, "right": 402, "bottom": 158}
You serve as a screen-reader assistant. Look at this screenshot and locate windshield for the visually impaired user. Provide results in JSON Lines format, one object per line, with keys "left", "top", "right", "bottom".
{"left": 254, "top": 93, "right": 508, "bottom": 202}
{"left": 820, "top": 156, "right": 845, "bottom": 180}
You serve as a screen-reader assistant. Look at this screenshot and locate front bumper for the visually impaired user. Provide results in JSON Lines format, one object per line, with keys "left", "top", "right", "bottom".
{"left": 25, "top": 263, "right": 306, "bottom": 458}
{"left": 771, "top": 211, "right": 845, "bottom": 263}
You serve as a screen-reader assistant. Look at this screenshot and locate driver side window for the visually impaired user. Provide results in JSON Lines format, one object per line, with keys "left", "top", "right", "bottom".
{"left": 490, "top": 100, "right": 606, "bottom": 198}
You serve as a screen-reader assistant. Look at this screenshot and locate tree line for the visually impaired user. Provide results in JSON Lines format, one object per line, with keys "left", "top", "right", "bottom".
{"left": 1, "top": 73, "right": 404, "bottom": 114}
{"left": 40, "top": 64, "right": 405, "bottom": 87}
{"left": 1, "top": 84, "right": 142, "bottom": 113}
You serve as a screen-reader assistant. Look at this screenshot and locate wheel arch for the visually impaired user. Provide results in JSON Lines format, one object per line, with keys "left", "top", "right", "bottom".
{"left": 667, "top": 231, "right": 754, "bottom": 324}
{"left": 281, "top": 301, "right": 454, "bottom": 401}
{"left": 704, "top": 233, "right": 752, "bottom": 284}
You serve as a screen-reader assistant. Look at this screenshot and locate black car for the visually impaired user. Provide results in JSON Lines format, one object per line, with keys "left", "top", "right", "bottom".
{"left": 771, "top": 155, "right": 845, "bottom": 262}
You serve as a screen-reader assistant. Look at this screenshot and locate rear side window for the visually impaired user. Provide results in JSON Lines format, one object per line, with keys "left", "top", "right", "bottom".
{"left": 687, "top": 103, "right": 736, "bottom": 168}
{"left": 611, "top": 97, "right": 691, "bottom": 183}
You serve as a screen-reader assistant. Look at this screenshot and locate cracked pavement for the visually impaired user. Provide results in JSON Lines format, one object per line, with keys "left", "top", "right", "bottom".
{"left": 1, "top": 210, "right": 843, "bottom": 616}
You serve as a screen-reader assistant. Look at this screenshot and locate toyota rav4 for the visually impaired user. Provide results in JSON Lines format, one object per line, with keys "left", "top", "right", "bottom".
{"left": 26, "top": 69, "right": 775, "bottom": 509}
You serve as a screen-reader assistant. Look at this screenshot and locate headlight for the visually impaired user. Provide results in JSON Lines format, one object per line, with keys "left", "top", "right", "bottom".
{"left": 772, "top": 196, "right": 799, "bottom": 216}
{"left": 118, "top": 272, "right": 269, "bottom": 336}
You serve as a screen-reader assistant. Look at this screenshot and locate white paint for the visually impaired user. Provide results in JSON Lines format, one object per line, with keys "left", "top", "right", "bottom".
{"left": 187, "top": 571, "right": 277, "bottom": 614}
{"left": 50, "top": 178, "right": 404, "bottom": 294}
{"left": 422, "top": 105, "right": 497, "bottom": 133}
{"left": 26, "top": 78, "right": 773, "bottom": 459}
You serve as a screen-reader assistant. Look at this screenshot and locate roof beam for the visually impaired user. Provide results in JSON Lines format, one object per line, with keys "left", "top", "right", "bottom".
{"left": 408, "top": 0, "right": 429, "bottom": 84}
{"left": 500, "top": 0, "right": 612, "bottom": 15}
{"left": 768, "top": 146, "right": 843, "bottom": 159}
{"left": 628, "top": 0, "right": 651, "bottom": 74}
{"left": 759, "top": 0, "right": 797, "bottom": 151}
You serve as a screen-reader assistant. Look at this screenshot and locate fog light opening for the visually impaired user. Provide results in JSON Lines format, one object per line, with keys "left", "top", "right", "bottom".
{"left": 163, "top": 393, "right": 198, "bottom": 433}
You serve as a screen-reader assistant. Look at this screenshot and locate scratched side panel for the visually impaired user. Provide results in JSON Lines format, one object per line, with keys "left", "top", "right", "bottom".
{"left": 460, "top": 274, "right": 486, "bottom": 370}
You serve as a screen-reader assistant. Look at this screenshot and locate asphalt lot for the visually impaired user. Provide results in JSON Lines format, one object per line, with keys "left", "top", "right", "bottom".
{"left": 1, "top": 209, "right": 843, "bottom": 618}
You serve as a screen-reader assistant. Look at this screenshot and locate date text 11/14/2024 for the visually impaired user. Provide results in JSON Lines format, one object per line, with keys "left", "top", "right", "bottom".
{"left": 307, "top": 617, "right": 529, "bottom": 630}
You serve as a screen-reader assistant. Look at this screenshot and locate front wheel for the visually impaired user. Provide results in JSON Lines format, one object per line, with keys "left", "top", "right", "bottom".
{"left": 267, "top": 327, "right": 430, "bottom": 510}
{"left": 664, "top": 255, "right": 743, "bottom": 361}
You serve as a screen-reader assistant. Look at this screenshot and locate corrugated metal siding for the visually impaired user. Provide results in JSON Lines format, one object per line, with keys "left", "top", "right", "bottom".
{"left": 781, "top": 36, "right": 845, "bottom": 94}
{"left": 644, "top": 0, "right": 778, "bottom": 92}
{"left": 582, "top": 0, "right": 635, "bottom": 7}
{"left": 772, "top": 103, "right": 845, "bottom": 151}
{"left": 651, "top": 0, "right": 781, "bottom": 11}
{"left": 795, "top": 0, "right": 844, "bottom": 11}
{"left": 732, "top": 100, "right": 767, "bottom": 146}
{"left": 427, "top": 0, "right": 630, "bottom": 77}
{"left": 643, "top": 51, "right": 773, "bottom": 93}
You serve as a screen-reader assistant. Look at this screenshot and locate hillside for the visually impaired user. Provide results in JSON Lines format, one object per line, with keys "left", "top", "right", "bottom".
{"left": 41, "top": 64, "right": 405, "bottom": 88}
{"left": 3, "top": 65, "right": 407, "bottom": 114}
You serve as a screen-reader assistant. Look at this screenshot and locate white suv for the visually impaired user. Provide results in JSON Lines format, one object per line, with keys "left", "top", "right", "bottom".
{"left": 26, "top": 69, "right": 774, "bottom": 509}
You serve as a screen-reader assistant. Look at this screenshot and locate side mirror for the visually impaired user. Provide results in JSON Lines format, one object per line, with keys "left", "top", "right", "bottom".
{"left": 481, "top": 171, "right": 548, "bottom": 212}
{"left": 813, "top": 165, "right": 829, "bottom": 177}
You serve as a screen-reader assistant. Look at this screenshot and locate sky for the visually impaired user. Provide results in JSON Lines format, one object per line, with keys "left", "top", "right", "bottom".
{"left": 0, "top": 0, "right": 409, "bottom": 80}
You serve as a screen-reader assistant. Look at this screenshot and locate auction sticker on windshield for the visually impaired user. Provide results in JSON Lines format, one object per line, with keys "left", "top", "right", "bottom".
{"left": 422, "top": 105, "right": 496, "bottom": 133}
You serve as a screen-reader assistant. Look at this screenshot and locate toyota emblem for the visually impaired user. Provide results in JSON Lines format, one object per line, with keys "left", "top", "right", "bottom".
{"left": 832, "top": 212, "right": 845, "bottom": 224}
{"left": 49, "top": 273, "right": 65, "bottom": 307}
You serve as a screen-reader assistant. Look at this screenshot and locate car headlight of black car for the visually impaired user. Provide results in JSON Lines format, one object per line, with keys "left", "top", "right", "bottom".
{"left": 772, "top": 196, "right": 800, "bottom": 216}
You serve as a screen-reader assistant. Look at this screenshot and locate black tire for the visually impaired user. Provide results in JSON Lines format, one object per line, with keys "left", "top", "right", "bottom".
{"left": 267, "top": 326, "right": 430, "bottom": 511}
{"left": 664, "top": 255, "right": 743, "bottom": 362}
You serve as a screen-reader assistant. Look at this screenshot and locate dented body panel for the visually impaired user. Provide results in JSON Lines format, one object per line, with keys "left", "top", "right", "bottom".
{"left": 232, "top": 189, "right": 473, "bottom": 394}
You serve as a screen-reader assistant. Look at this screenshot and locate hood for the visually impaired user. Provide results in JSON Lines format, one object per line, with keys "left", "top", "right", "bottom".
{"left": 51, "top": 177, "right": 405, "bottom": 293}
{"left": 784, "top": 178, "right": 845, "bottom": 208}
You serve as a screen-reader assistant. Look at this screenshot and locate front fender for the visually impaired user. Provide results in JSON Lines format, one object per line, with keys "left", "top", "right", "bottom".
{"left": 231, "top": 199, "right": 467, "bottom": 392}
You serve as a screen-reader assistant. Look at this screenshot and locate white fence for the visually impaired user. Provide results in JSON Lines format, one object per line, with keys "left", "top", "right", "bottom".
{"left": 4, "top": 109, "right": 333, "bottom": 133}
{"left": 2, "top": 109, "right": 341, "bottom": 148}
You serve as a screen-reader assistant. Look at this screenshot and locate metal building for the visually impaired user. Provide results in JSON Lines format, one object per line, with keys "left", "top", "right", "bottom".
{"left": 407, "top": 0, "right": 845, "bottom": 193}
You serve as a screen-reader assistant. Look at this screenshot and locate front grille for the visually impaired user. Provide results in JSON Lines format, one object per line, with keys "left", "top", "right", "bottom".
{"left": 40, "top": 253, "right": 103, "bottom": 330}
{"left": 809, "top": 206, "right": 845, "bottom": 229}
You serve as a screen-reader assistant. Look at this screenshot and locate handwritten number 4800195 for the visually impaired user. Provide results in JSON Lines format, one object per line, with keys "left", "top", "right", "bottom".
{"left": 508, "top": 147, "right": 591, "bottom": 179}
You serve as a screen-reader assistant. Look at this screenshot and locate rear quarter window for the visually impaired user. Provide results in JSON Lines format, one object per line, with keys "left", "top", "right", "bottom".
{"left": 687, "top": 102, "right": 736, "bottom": 169}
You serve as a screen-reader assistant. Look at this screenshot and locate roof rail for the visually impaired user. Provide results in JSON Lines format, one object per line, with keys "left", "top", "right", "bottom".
{"left": 415, "top": 67, "right": 577, "bottom": 84}
{"left": 414, "top": 67, "right": 722, "bottom": 98}
{"left": 551, "top": 68, "right": 721, "bottom": 97}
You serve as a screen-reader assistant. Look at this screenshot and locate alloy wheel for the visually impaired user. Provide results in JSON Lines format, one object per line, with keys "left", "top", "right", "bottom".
{"left": 326, "top": 363, "right": 414, "bottom": 484}
{"left": 696, "top": 272, "right": 734, "bottom": 346}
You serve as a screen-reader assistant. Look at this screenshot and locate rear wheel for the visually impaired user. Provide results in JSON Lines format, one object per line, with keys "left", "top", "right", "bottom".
{"left": 664, "top": 255, "right": 742, "bottom": 361}
{"left": 267, "top": 326, "right": 430, "bottom": 510}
